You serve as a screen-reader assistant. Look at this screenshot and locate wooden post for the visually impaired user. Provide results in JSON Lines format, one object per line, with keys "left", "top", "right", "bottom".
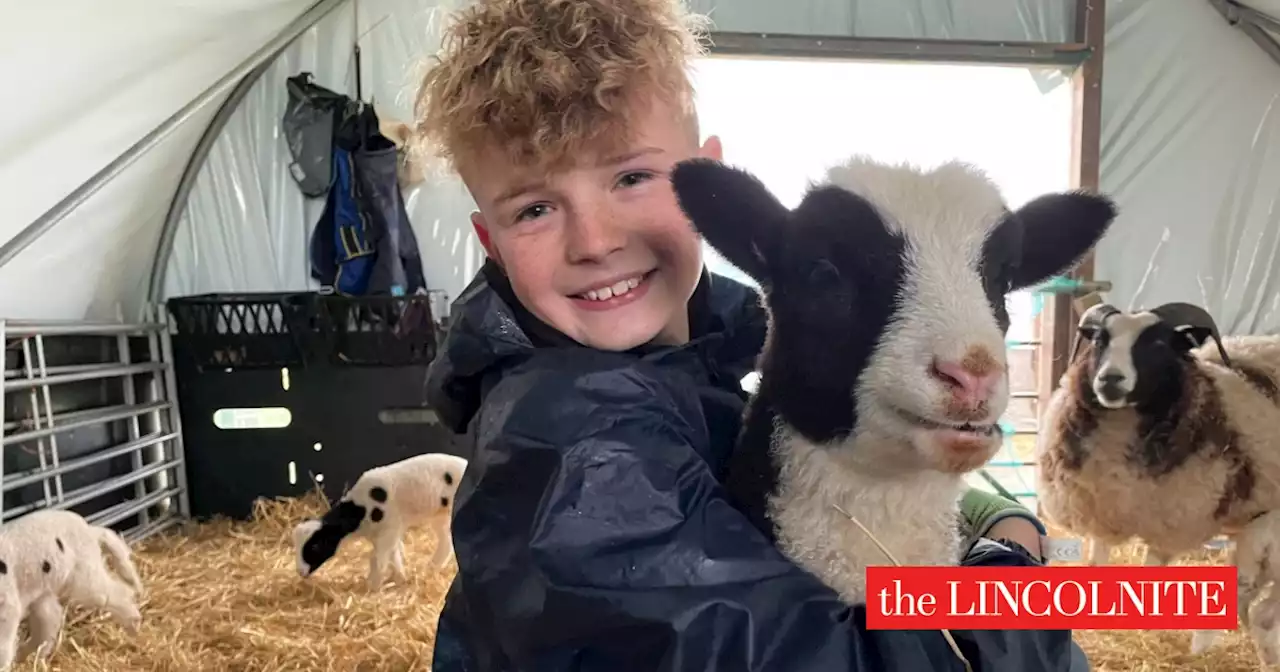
{"left": 1036, "top": 0, "right": 1106, "bottom": 521}
{"left": 1039, "top": 0, "right": 1105, "bottom": 409}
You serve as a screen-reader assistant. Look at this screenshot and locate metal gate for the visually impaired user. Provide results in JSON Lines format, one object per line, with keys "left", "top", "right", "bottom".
{"left": 1, "top": 306, "right": 189, "bottom": 542}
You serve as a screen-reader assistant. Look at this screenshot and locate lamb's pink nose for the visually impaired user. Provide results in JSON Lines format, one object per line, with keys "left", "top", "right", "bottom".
{"left": 931, "top": 358, "right": 1001, "bottom": 405}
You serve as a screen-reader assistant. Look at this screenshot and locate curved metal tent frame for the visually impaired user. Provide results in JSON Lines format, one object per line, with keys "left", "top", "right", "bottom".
{"left": 146, "top": 0, "right": 354, "bottom": 304}
{"left": 1208, "top": 0, "right": 1280, "bottom": 65}
{"left": 0, "top": 0, "right": 352, "bottom": 312}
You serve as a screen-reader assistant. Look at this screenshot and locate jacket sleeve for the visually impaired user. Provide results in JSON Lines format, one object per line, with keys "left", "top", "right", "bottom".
{"left": 444, "top": 356, "right": 1075, "bottom": 672}
{"left": 958, "top": 487, "right": 1049, "bottom": 555}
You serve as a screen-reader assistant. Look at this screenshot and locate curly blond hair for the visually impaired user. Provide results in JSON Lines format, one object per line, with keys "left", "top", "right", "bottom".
{"left": 412, "top": 0, "right": 710, "bottom": 174}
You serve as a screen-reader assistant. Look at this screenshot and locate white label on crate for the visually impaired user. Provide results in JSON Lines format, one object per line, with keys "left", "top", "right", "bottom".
{"left": 1042, "top": 537, "right": 1084, "bottom": 563}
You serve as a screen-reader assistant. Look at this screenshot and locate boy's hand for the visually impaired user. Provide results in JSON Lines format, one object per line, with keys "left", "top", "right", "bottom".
{"left": 984, "top": 517, "right": 1045, "bottom": 562}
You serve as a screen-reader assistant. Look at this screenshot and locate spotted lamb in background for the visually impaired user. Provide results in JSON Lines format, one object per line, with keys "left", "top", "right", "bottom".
{"left": 670, "top": 155, "right": 1116, "bottom": 605}
{"left": 294, "top": 452, "right": 468, "bottom": 591}
{"left": 0, "top": 509, "right": 145, "bottom": 670}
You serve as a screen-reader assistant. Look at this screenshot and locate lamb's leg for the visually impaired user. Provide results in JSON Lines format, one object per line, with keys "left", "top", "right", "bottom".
{"left": 429, "top": 515, "right": 454, "bottom": 568}
{"left": 1190, "top": 630, "right": 1222, "bottom": 655}
{"left": 367, "top": 530, "right": 401, "bottom": 592}
{"left": 1143, "top": 547, "right": 1171, "bottom": 566}
{"left": 1087, "top": 538, "right": 1110, "bottom": 566}
{"left": 391, "top": 540, "right": 408, "bottom": 583}
{"left": 1237, "top": 548, "right": 1263, "bottom": 630}
{"left": 0, "top": 601, "right": 21, "bottom": 671}
{"left": 1141, "top": 547, "right": 1227, "bottom": 655}
{"left": 1248, "top": 590, "right": 1280, "bottom": 667}
{"left": 1192, "top": 543, "right": 1253, "bottom": 655}
{"left": 16, "top": 595, "right": 64, "bottom": 662}
{"left": 65, "top": 562, "right": 141, "bottom": 633}
{"left": 367, "top": 551, "right": 386, "bottom": 592}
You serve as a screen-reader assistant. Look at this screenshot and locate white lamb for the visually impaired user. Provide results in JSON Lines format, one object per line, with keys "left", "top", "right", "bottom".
{"left": 1184, "top": 509, "right": 1280, "bottom": 666}
{"left": 669, "top": 155, "right": 1116, "bottom": 604}
{"left": 0, "top": 509, "right": 144, "bottom": 669}
{"left": 294, "top": 452, "right": 468, "bottom": 591}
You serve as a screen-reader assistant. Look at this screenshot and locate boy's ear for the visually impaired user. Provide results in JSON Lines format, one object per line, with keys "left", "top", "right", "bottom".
{"left": 1007, "top": 191, "right": 1118, "bottom": 291}
{"left": 670, "top": 158, "right": 788, "bottom": 284}
{"left": 471, "top": 211, "right": 501, "bottom": 265}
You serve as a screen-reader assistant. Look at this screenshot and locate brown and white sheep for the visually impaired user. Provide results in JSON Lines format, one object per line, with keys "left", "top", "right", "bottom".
{"left": 1037, "top": 303, "right": 1280, "bottom": 568}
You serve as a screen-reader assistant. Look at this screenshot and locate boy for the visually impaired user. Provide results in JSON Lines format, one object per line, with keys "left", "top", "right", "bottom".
{"left": 416, "top": 0, "right": 1086, "bottom": 669}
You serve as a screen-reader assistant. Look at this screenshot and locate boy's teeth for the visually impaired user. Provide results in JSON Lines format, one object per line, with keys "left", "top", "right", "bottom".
{"left": 581, "top": 275, "right": 643, "bottom": 301}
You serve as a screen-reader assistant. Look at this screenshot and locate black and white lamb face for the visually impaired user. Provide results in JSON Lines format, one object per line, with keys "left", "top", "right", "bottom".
{"left": 295, "top": 501, "right": 365, "bottom": 577}
{"left": 1072, "top": 302, "right": 1225, "bottom": 410}
{"left": 671, "top": 155, "right": 1116, "bottom": 475}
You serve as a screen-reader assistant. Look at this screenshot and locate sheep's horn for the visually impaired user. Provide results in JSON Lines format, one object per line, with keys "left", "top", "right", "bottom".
{"left": 1069, "top": 303, "right": 1119, "bottom": 364}
{"left": 1149, "top": 302, "right": 1232, "bottom": 367}
{"left": 1078, "top": 303, "right": 1120, "bottom": 332}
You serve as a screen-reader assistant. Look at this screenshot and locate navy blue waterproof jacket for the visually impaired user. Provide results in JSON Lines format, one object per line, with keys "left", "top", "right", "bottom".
{"left": 426, "top": 260, "right": 1076, "bottom": 671}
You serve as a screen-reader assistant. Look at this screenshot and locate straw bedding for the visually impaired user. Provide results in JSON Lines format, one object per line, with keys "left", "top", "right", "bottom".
{"left": 22, "top": 491, "right": 455, "bottom": 672}
{"left": 1067, "top": 537, "right": 1263, "bottom": 672}
{"left": 10, "top": 497, "right": 1262, "bottom": 671}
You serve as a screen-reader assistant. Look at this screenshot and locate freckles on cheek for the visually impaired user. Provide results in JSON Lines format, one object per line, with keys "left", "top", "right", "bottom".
{"left": 496, "top": 235, "right": 561, "bottom": 295}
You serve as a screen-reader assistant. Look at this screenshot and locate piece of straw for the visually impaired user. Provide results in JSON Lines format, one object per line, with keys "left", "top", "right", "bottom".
{"left": 831, "top": 503, "right": 974, "bottom": 672}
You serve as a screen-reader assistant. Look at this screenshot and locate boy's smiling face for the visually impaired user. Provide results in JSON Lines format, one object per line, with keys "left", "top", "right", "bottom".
{"left": 461, "top": 97, "right": 722, "bottom": 351}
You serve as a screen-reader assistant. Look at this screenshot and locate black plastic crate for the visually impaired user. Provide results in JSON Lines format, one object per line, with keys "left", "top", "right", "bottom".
{"left": 167, "top": 292, "right": 321, "bottom": 370}
{"left": 317, "top": 294, "right": 438, "bottom": 366}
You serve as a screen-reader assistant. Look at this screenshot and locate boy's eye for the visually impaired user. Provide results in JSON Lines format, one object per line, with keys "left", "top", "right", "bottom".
{"left": 516, "top": 203, "right": 552, "bottom": 222}
{"left": 616, "top": 171, "right": 654, "bottom": 188}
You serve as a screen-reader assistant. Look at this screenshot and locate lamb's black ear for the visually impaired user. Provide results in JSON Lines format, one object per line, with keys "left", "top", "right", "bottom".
{"left": 1007, "top": 191, "right": 1118, "bottom": 291}
{"left": 671, "top": 158, "right": 789, "bottom": 284}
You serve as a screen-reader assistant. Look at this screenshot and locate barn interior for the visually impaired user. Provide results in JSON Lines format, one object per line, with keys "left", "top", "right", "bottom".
{"left": 3, "top": 0, "right": 1280, "bottom": 669}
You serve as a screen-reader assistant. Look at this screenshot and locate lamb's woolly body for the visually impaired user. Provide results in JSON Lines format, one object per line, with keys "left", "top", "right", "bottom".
{"left": 1186, "top": 510, "right": 1280, "bottom": 663}
{"left": 771, "top": 429, "right": 964, "bottom": 603}
{"left": 0, "top": 510, "right": 143, "bottom": 669}
{"left": 1038, "top": 334, "right": 1280, "bottom": 561}
{"left": 295, "top": 453, "right": 467, "bottom": 591}
{"left": 347, "top": 452, "right": 467, "bottom": 524}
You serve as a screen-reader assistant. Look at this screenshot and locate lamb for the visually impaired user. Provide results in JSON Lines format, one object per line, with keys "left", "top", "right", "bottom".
{"left": 294, "top": 452, "right": 468, "bottom": 591}
{"left": 1180, "top": 509, "right": 1280, "bottom": 663}
{"left": 669, "top": 155, "right": 1116, "bottom": 604}
{"left": 1036, "top": 302, "right": 1280, "bottom": 569}
{"left": 0, "top": 509, "right": 144, "bottom": 669}
{"left": 1231, "top": 510, "right": 1280, "bottom": 666}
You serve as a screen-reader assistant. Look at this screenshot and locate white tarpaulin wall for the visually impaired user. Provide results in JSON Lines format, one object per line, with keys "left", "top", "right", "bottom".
{"left": 164, "top": 0, "right": 484, "bottom": 313}
{"left": 1097, "top": 0, "right": 1280, "bottom": 334}
{"left": 3, "top": 0, "right": 1280, "bottom": 334}
{"left": 0, "top": 0, "right": 316, "bottom": 321}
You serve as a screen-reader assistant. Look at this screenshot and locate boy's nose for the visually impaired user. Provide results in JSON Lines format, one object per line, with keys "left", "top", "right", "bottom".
{"left": 565, "top": 213, "right": 627, "bottom": 262}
